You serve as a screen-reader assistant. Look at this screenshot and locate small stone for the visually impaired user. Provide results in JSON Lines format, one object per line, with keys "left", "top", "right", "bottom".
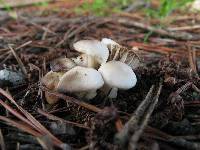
{"left": 0, "top": 69, "right": 25, "bottom": 87}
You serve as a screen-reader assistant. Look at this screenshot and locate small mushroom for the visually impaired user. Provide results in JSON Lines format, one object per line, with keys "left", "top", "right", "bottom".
{"left": 98, "top": 61, "right": 137, "bottom": 98}
{"left": 73, "top": 40, "right": 109, "bottom": 68}
{"left": 50, "top": 57, "right": 76, "bottom": 72}
{"left": 57, "top": 66, "right": 104, "bottom": 100}
{"left": 41, "top": 71, "right": 63, "bottom": 104}
{"left": 0, "top": 69, "right": 25, "bottom": 87}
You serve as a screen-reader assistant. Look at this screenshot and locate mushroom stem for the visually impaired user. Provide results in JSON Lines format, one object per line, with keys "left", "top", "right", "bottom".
{"left": 100, "top": 84, "right": 111, "bottom": 96}
{"left": 85, "top": 90, "right": 97, "bottom": 100}
{"left": 72, "top": 54, "right": 99, "bottom": 68}
{"left": 108, "top": 87, "right": 118, "bottom": 99}
{"left": 73, "top": 40, "right": 109, "bottom": 65}
{"left": 87, "top": 55, "right": 98, "bottom": 68}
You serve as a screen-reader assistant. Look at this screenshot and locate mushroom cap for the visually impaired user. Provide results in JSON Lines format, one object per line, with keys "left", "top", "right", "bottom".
{"left": 41, "top": 71, "right": 63, "bottom": 90}
{"left": 98, "top": 61, "right": 137, "bottom": 90}
{"left": 41, "top": 71, "right": 63, "bottom": 104}
{"left": 57, "top": 66, "right": 104, "bottom": 93}
{"left": 50, "top": 58, "right": 76, "bottom": 72}
{"left": 101, "top": 38, "right": 119, "bottom": 46}
{"left": 73, "top": 40, "right": 109, "bottom": 64}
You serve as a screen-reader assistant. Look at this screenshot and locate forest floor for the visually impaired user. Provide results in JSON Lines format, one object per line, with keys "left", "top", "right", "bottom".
{"left": 1, "top": 1, "right": 200, "bottom": 150}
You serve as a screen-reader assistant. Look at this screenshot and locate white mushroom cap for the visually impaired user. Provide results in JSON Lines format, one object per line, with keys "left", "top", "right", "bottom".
{"left": 57, "top": 66, "right": 104, "bottom": 93}
{"left": 73, "top": 40, "right": 109, "bottom": 64}
{"left": 98, "top": 61, "right": 137, "bottom": 90}
{"left": 101, "top": 38, "right": 119, "bottom": 46}
{"left": 50, "top": 58, "right": 76, "bottom": 72}
{"left": 41, "top": 71, "right": 63, "bottom": 90}
{"left": 41, "top": 71, "right": 63, "bottom": 104}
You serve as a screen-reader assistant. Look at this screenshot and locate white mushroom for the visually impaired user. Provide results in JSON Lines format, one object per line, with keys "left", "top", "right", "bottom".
{"left": 73, "top": 40, "right": 109, "bottom": 68}
{"left": 41, "top": 71, "right": 64, "bottom": 104}
{"left": 57, "top": 66, "right": 104, "bottom": 100}
{"left": 98, "top": 61, "right": 137, "bottom": 98}
{"left": 101, "top": 38, "right": 119, "bottom": 46}
{"left": 50, "top": 57, "right": 76, "bottom": 72}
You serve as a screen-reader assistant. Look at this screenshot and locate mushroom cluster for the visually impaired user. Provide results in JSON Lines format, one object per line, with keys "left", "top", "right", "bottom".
{"left": 42, "top": 38, "right": 138, "bottom": 104}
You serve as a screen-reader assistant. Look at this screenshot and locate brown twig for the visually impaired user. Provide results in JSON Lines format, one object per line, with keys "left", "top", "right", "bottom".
{"left": 144, "top": 126, "right": 172, "bottom": 142}
{"left": 0, "top": 115, "right": 41, "bottom": 137}
{"left": 129, "top": 83, "right": 162, "bottom": 150}
{"left": 144, "top": 126, "right": 200, "bottom": 150}
{"left": 0, "top": 129, "right": 6, "bottom": 150}
{"left": 115, "top": 82, "right": 163, "bottom": 149}
{"left": 0, "top": 99, "right": 39, "bottom": 129}
{"left": 0, "top": 41, "right": 32, "bottom": 63}
{"left": 0, "top": 88, "right": 64, "bottom": 148}
{"left": 8, "top": 44, "right": 28, "bottom": 76}
{"left": 37, "top": 108, "right": 90, "bottom": 129}
{"left": 168, "top": 25, "right": 200, "bottom": 31}
{"left": 129, "top": 41, "right": 178, "bottom": 55}
{"left": 116, "top": 18, "right": 200, "bottom": 40}
{"left": 41, "top": 86, "right": 101, "bottom": 113}
{"left": 188, "top": 45, "right": 197, "bottom": 74}
{"left": 116, "top": 85, "right": 155, "bottom": 148}
{"left": 19, "top": 16, "right": 56, "bottom": 35}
